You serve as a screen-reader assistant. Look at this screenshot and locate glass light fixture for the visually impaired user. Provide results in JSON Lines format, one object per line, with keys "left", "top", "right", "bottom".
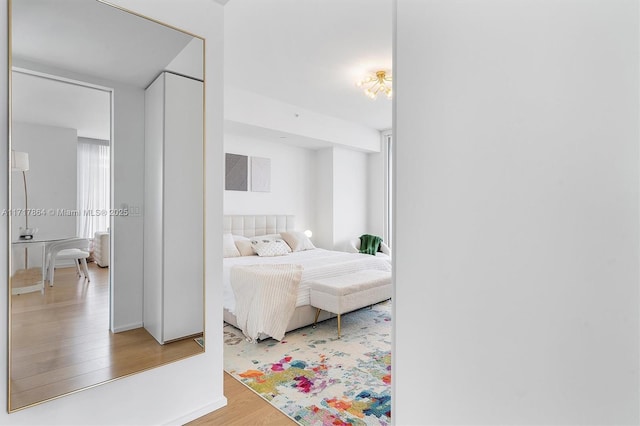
{"left": 356, "top": 70, "right": 392, "bottom": 100}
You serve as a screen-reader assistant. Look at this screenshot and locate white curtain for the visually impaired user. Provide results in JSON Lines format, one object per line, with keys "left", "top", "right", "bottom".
{"left": 77, "top": 138, "right": 110, "bottom": 239}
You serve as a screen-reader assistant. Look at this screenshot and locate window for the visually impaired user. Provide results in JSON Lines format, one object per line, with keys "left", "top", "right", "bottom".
{"left": 77, "top": 138, "right": 110, "bottom": 238}
{"left": 383, "top": 131, "right": 393, "bottom": 247}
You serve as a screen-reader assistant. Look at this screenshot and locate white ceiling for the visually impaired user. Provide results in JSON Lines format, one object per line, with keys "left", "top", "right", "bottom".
{"left": 224, "top": 0, "right": 393, "bottom": 131}
{"left": 10, "top": 0, "right": 393, "bottom": 141}
{"left": 12, "top": 0, "right": 193, "bottom": 89}
{"left": 10, "top": 0, "right": 196, "bottom": 141}
{"left": 12, "top": 71, "right": 111, "bottom": 141}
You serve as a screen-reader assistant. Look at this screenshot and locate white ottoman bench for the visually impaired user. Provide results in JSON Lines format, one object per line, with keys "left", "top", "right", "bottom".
{"left": 309, "top": 270, "right": 392, "bottom": 338}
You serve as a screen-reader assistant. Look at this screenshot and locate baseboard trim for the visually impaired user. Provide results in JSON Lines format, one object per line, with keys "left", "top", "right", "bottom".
{"left": 164, "top": 396, "right": 228, "bottom": 426}
{"left": 112, "top": 322, "right": 143, "bottom": 333}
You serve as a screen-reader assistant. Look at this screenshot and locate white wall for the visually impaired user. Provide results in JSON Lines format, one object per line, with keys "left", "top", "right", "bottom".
{"left": 224, "top": 132, "right": 317, "bottom": 233}
{"left": 333, "top": 147, "right": 369, "bottom": 250}
{"left": 315, "top": 148, "right": 334, "bottom": 249}
{"left": 313, "top": 147, "right": 370, "bottom": 250}
{"left": 109, "top": 80, "right": 145, "bottom": 333}
{"left": 11, "top": 122, "right": 77, "bottom": 269}
{"left": 0, "top": 0, "right": 226, "bottom": 424}
{"left": 394, "top": 1, "right": 639, "bottom": 424}
{"left": 165, "top": 38, "right": 204, "bottom": 81}
{"left": 367, "top": 141, "right": 386, "bottom": 240}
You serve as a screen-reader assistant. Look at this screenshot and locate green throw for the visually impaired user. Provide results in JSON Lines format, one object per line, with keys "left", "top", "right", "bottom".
{"left": 359, "top": 234, "right": 382, "bottom": 255}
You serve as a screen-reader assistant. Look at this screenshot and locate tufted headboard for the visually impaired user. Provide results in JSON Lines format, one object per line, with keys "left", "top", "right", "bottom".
{"left": 223, "top": 215, "right": 296, "bottom": 237}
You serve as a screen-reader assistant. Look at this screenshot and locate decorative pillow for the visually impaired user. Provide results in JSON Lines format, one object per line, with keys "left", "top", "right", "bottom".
{"left": 230, "top": 235, "right": 252, "bottom": 256}
{"left": 280, "top": 231, "right": 316, "bottom": 252}
{"left": 235, "top": 241, "right": 254, "bottom": 256}
{"left": 250, "top": 238, "right": 290, "bottom": 257}
{"left": 252, "top": 234, "right": 292, "bottom": 252}
{"left": 223, "top": 233, "right": 241, "bottom": 258}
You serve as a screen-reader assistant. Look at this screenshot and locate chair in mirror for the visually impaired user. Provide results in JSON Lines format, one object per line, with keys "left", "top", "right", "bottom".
{"left": 8, "top": 0, "right": 205, "bottom": 412}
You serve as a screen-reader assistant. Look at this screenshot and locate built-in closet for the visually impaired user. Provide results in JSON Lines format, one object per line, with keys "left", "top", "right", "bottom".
{"left": 143, "top": 72, "right": 204, "bottom": 344}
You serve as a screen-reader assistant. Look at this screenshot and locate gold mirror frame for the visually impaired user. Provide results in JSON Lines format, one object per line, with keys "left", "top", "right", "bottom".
{"left": 8, "top": 0, "right": 206, "bottom": 412}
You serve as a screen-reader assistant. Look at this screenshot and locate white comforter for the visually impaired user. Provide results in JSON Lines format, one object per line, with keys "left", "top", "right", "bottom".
{"left": 223, "top": 248, "right": 392, "bottom": 315}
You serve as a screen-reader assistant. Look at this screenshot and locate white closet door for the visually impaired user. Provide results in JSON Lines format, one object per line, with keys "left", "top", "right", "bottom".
{"left": 163, "top": 73, "right": 204, "bottom": 342}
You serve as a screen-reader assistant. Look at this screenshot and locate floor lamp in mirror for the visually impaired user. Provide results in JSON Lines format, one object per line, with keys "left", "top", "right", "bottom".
{"left": 11, "top": 150, "right": 32, "bottom": 268}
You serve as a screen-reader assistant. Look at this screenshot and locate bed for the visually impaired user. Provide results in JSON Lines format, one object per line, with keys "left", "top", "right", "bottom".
{"left": 222, "top": 215, "right": 392, "bottom": 340}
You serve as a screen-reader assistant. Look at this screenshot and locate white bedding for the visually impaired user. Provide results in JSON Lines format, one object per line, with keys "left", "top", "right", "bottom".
{"left": 223, "top": 248, "right": 392, "bottom": 315}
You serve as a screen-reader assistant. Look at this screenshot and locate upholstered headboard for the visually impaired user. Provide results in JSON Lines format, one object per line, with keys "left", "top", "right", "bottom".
{"left": 223, "top": 215, "right": 296, "bottom": 237}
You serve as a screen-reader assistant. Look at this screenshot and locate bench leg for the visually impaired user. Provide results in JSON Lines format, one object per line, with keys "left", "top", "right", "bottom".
{"left": 337, "top": 314, "right": 341, "bottom": 339}
{"left": 313, "top": 308, "right": 321, "bottom": 328}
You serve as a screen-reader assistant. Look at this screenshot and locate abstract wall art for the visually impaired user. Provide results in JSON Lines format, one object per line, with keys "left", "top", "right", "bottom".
{"left": 225, "top": 153, "right": 248, "bottom": 191}
{"left": 251, "top": 156, "right": 271, "bottom": 192}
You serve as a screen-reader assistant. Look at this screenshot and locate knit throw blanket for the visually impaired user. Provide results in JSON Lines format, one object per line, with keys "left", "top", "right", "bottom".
{"left": 359, "top": 234, "right": 382, "bottom": 255}
{"left": 231, "top": 264, "right": 303, "bottom": 342}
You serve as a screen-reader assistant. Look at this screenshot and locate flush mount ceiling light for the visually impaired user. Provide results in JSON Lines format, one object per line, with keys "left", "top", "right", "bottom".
{"left": 356, "top": 70, "right": 392, "bottom": 100}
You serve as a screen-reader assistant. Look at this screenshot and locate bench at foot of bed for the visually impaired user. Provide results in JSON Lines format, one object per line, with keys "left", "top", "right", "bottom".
{"left": 309, "top": 270, "right": 392, "bottom": 338}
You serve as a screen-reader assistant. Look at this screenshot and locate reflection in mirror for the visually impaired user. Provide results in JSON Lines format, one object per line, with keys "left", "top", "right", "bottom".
{"left": 9, "top": 0, "right": 205, "bottom": 412}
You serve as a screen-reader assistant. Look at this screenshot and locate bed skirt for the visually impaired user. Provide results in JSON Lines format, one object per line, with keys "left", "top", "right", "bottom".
{"left": 224, "top": 304, "right": 335, "bottom": 341}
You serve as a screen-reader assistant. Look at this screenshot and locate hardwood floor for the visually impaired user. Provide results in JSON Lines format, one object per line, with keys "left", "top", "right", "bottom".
{"left": 10, "top": 262, "right": 290, "bottom": 422}
{"left": 9, "top": 262, "right": 203, "bottom": 410}
{"left": 188, "top": 372, "right": 297, "bottom": 426}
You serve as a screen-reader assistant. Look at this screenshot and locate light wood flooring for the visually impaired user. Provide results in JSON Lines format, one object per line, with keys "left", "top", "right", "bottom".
{"left": 9, "top": 262, "right": 203, "bottom": 411}
{"left": 188, "top": 372, "right": 297, "bottom": 426}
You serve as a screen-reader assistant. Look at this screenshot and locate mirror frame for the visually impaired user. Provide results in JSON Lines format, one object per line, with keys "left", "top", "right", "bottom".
{"left": 7, "top": 0, "right": 207, "bottom": 412}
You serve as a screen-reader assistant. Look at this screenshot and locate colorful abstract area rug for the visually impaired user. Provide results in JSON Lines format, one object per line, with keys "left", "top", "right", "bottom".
{"left": 223, "top": 301, "right": 392, "bottom": 426}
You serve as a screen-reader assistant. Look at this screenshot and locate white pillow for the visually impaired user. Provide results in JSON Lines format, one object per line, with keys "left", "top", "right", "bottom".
{"left": 252, "top": 234, "right": 292, "bottom": 252}
{"left": 250, "top": 237, "right": 290, "bottom": 257}
{"left": 223, "top": 233, "right": 241, "bottom": 258}
{"left": 280, "top": 231, "right": 316, "bottom": 252}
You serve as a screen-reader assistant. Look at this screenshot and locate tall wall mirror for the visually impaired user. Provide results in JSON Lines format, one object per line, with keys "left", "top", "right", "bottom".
{"left": 8, "top": 0, "right": 205, "bottom": 412}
